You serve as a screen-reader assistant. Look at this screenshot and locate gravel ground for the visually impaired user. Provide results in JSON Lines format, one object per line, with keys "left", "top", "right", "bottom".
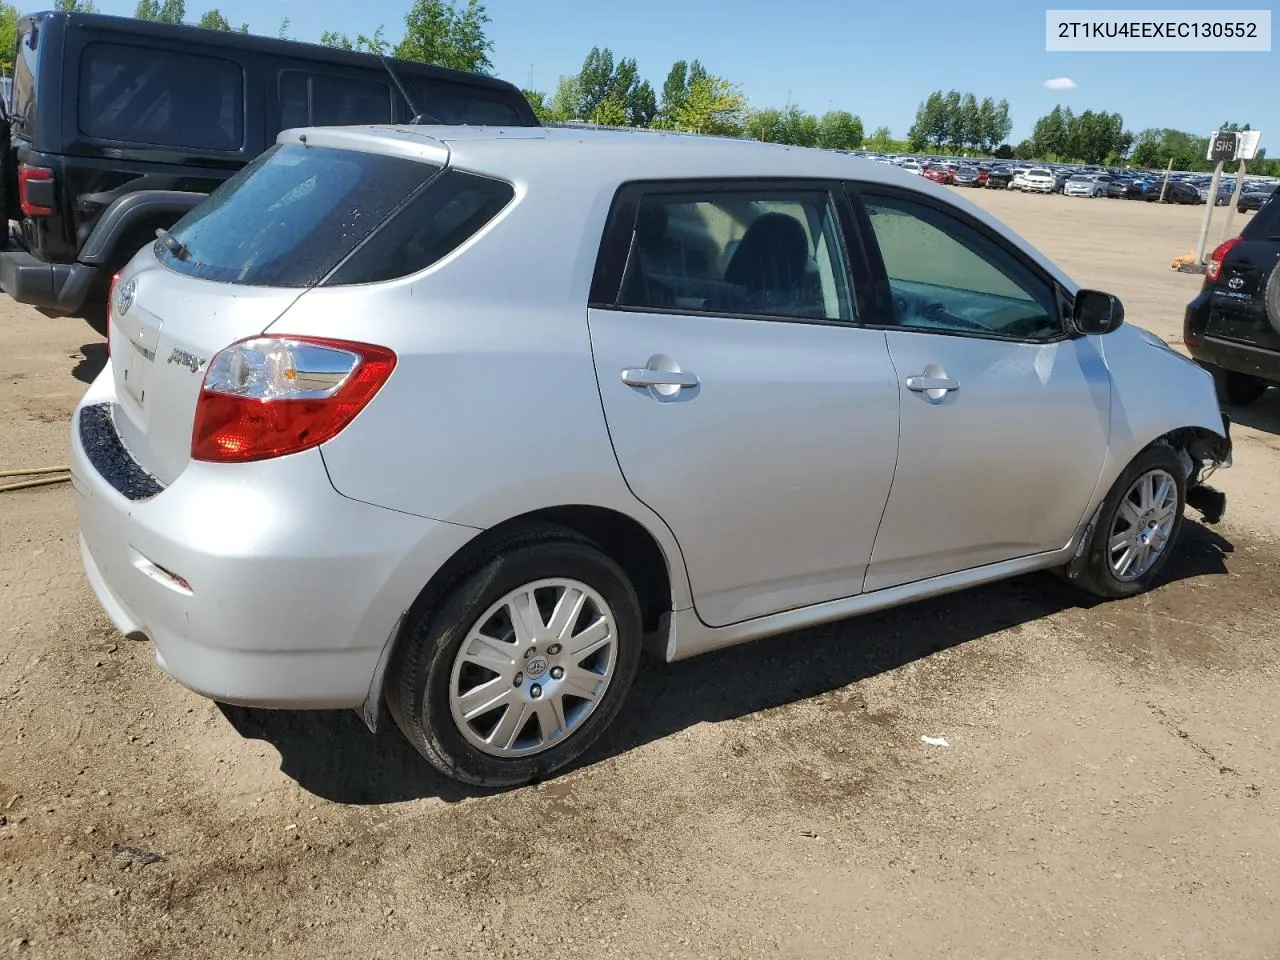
{"left": 2, "top": 189, "right": 1278, "bottom": 960}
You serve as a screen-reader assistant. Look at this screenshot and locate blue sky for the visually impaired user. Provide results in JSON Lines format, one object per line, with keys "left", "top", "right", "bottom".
{"left": 48, "top": 0, "right": 1279, "bottom": 144}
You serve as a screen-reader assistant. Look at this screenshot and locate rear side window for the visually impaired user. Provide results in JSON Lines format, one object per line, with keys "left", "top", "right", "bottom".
{"left": 616, "top": 190, "right": 854, "bottom": 322}
{"left": 1242, "top": 186, "right": 1280, "bottom": 240}
{"left": 278, "top": 71, "right": 394, "bottom": 129}
{"left": 79, "top": 43, "right": 244, "bottom": 151}
{"left": 157, "top": 144, "right": 441, "bottom": 287}
{"left": 327, "top": 170, "right": 515, "bottom": 285}
{"left": 411, "top": 79, "right": 523, "bottom": 125}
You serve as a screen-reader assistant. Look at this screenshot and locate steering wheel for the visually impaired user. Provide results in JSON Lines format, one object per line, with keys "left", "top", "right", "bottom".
{"left": 922, "top": 301, "right": 987, "bottom": 333}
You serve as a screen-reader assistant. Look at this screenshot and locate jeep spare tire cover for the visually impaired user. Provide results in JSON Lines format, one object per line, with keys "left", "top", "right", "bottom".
{"left": 1267, "top": 260, "right": 1280, "bottom": 335}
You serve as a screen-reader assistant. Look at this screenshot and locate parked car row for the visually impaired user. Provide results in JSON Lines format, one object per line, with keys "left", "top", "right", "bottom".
{"left": 852, "top": 151, "right": 1279, "bottom": 212}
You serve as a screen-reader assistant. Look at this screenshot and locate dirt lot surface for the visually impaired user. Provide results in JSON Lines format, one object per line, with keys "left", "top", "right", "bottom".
{"left": 3, "top": 191, "right": 1280, "bottom": 959}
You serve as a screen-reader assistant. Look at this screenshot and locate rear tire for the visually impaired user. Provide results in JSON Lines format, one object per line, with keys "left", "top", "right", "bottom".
{"left": 387, "top": 526, "right": 643, "bottom": 788}
{"left": 1209, "top": 364, "right": 1268, "bottom": 406}
{"left": 1073, "top": 445, "right": 1186, "bottom": 600}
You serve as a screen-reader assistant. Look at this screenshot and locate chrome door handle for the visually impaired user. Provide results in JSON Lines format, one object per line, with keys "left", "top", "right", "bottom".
{"left": 905, "top": 375, "right": 959, "bottom": 392}
{"left": 621, "top": 368, "right": 699, "bottom": 389}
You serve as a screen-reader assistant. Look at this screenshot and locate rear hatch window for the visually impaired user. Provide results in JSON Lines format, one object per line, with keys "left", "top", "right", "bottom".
{"left": 157, "top": 143, "right": 443, "bottom": 286}
{"left": 156, "top": 142, "right": 514, "bottom": 286}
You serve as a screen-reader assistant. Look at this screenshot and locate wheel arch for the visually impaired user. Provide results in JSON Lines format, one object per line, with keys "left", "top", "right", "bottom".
{"left": 363, "top": 503, "right": 687, "bottom": 732}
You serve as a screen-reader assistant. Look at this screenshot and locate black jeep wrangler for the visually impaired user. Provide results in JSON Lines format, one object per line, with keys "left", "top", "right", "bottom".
{"left": 1, "top": 11, "right": 539, "bottom": 330}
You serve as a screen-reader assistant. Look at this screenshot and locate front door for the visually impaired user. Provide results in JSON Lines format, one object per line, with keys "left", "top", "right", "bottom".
{"left": 587, "top": 182, "right": 900, "bottom": 627}
{"left": 853, "top": 188, "right": 1112, "bottom": 592}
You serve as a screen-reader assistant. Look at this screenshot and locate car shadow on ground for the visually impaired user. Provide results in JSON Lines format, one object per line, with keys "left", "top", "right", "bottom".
{"left": 1222, "top": 390, "right": 1280, "bottom": 435}
{"left": 72, "top": 343, "right": 108, "bottom": 385}
{"left": 220, "top": 521, "right": 1234, "bottom": 805}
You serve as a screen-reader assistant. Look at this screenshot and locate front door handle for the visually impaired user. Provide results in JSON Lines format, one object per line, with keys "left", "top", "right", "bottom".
{"left": 621, "top": 368, "right": 699, "bottom": 389}
{"left": 905, "top": 375, "right": 959, "bottom": 392}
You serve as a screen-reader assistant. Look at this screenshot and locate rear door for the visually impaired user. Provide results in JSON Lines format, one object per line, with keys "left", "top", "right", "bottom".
{"left": 587, "top": 180, "right": 900, "bottom": 627}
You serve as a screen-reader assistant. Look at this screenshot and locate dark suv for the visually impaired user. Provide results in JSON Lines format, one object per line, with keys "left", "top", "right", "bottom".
{"left": 1183, "top": 184, "right": 1280, "bottom": 405}
{"left": 1, "top": 11, "right": 539, "bottom": 330}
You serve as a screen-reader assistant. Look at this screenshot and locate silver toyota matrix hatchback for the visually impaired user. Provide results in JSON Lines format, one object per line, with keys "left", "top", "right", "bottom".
{"left": 72, "top": 125, "right": 1232, "bottom": 787}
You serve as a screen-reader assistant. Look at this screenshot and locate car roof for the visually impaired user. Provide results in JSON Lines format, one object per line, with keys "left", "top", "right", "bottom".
{"left": 274, "top": 124, "right": 1079, "bottom": 292}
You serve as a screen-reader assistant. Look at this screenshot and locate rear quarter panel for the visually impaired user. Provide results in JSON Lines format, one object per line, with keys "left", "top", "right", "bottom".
{"left": 276, "top": 166, "right": 694, "bottom": 609}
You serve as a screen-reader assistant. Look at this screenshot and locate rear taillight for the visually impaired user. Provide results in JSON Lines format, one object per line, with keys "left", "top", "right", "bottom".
{"left": 191, "top": 336, "right": 397, "bottom": 463}
{"left": 106, "top": 270, "right": 120, "bottom": 356}
{"left": 18, "top": 164, "right": 54, "bottom": 217}
{"left": 1206, "top": 236, "right": 1242, "bottom": 283}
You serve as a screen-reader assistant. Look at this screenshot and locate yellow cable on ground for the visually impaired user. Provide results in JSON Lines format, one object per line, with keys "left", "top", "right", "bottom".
{"left": 0, "top": 476, "right": 70, "bottom": 491}
{"left": 0, "top": 466, "right": 71, "bottom": 478}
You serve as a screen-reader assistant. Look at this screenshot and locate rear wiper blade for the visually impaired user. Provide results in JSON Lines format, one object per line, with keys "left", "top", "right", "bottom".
{"left": 155, "top": 228, "right": 190, "bottom": 261}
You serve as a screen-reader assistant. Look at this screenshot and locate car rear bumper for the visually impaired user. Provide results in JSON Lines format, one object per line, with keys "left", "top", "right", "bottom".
{"left": 1190, "top": 335, "right": 1280, "bottom": 383}
{"left": 0, "top": 236, "right": 99, "bottom": 316}
{"left": 70, "top": 366, "right": 478, "bottom": 708}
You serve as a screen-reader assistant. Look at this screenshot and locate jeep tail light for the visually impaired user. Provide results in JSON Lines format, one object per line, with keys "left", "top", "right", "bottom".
{"left": 191, "top": 336, "right": 396, "bottom": 463}
{"left": 1206, "top": 236, "right": 1242, "bottom": 283}
{"left": 18, "top": 164, "right": 54, "bottom": 217}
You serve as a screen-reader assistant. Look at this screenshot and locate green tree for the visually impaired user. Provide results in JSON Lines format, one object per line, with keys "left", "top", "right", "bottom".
{"left": 907, "top": 90, "right": 946, "bottom": 150}
{"left": 395, "top": 0, "right": 493, "bottom": 74}
{"left": 547, "top": 75, "right": 581, "bottom": 121}
{"left": 54, "top": 0, "right": 99, "bottom": 10}
{"left": 816, "top": 110, "right": 863, "bottom": 150}
{"left": 591, "top": 94, "right": 628, "bottom": 126}
{"left": 1013, "top": 139, "right": 1036, "bottom": 160}
{"left": 0, "top": 2, "right": 16, "bottom": 73}
{"left": 866, "top": 126, "right": 894, "bottom": 152}
{"left": 198, "top": 8, "right": 228, "bottom": 28}
{"left": 522, "top": 89, "right": 552, "bottom": 122}
{"left": 135, "top": 0, "right": 184, "bottom": 22}
{"left": 1031, "top": 105, "right": 1072, "bottom": 158}
{"left": 277, "top": 17, "right": 291, "bottom": 39}
{"left": 657, "top": 58, "right": 706, "bottom": 127}
{"left": 320, "top": 25, "right": 390, "bottom": 54}
{"left": 1066, "top": 109, "right": 1127, "bottom": 164}
{"left": 955, "top": 92, "right": 979, "bottom": 151}
{"left": 779, "top": 104, "right": 818, "bottom": 146}
{"left": 746, "top": 107, "right": 785, "bottom": 142}
{"left": 669, "top": 74, "right": 746, "bottom": 136}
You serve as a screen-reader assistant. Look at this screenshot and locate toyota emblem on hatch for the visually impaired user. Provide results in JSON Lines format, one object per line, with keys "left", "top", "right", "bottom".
{"left": 116, "top": 277, "right": 137, "bottom": 316}
{"left": 1227, "top": 276, "right": 1244, "bottom": 290}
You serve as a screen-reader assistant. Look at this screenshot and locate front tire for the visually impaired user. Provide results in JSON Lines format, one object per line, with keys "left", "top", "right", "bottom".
{"left": 388, "top": 527, "right": 643, "bottom": 788}
{"left": 1074, "top": 445, "right": 1186, "bottom": 599}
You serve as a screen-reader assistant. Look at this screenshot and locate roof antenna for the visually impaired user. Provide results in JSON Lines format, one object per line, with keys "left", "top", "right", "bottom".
{"left": 379, "top": 55, "right": 438, "bottom": 124}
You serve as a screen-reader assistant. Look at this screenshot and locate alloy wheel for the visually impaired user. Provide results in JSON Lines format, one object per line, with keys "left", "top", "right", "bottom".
{"left": 448, "top": 578, "right": 618, "bottom": 758}
{"left": 1107, "top": 468, "right": 1178, "bottom": 581}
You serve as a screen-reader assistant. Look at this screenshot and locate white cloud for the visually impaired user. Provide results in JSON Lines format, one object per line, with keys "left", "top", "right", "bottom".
{"left": 1043, "top": 77, "right": 1078, "bottom": 90}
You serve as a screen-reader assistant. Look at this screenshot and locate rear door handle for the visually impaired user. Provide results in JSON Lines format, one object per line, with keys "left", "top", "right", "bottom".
{"left": 621, "top": 368, "right": 699, "bottom": 389}
{"left": 905, "top": 375, "right": 959, "bottom": 392}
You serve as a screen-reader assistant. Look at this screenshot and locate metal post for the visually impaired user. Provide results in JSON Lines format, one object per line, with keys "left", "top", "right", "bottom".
{"left": 1195, "top": 160, "right": 1225, "bottom": 263}
{"left": 1219, "top": 159, "right": 1248, "bottom": 243}
{"left": 1158, "top": 158, "right": 1172, "bottom": 203}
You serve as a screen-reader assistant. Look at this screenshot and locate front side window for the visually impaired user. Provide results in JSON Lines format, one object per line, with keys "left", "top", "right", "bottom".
{"left": 616, "top": 189, "right": 854, "bottom": 322}
{"left": 80, "top": 43, "right": 243, "bottom": 151}
{"left": 861, "top": 193, "right": 1061, "bottom": 341}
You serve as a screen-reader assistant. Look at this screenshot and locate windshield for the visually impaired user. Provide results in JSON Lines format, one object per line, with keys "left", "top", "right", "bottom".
{"left": 158, "top": 144, "right": 442, "bottom": 287}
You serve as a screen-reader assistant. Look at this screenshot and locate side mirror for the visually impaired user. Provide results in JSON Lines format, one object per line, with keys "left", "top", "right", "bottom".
{"left": 1071, "top": 289, "right": 1125, "bottom": 335}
